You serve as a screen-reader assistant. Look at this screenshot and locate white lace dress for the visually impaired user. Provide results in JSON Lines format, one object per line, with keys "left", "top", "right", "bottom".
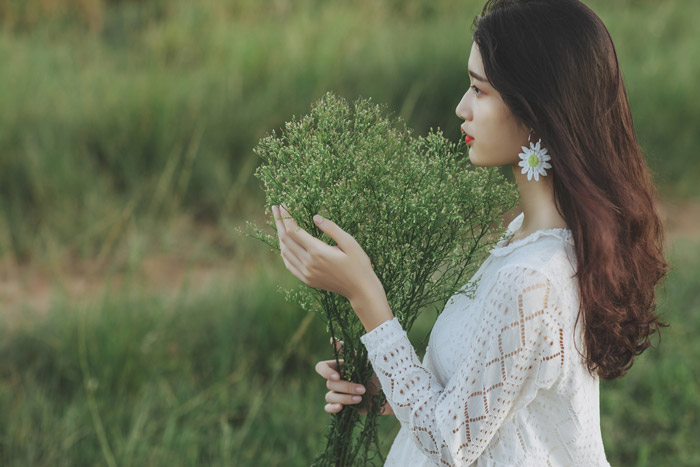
{"left": 360, "top": 213, "right": 610, "bottom": 466}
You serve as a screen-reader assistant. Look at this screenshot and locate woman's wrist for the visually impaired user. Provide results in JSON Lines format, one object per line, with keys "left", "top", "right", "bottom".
{"left": 349, "top": 279, "right": 393, "bottom": 332}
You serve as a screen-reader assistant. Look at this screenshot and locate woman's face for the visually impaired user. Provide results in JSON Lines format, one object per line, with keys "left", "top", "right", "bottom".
{"left": 456, "top": 43, "right": 530, "bottom": 167}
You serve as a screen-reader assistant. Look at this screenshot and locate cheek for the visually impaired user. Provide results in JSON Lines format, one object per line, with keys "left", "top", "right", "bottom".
{"left": 487, "top": 138, "right": 521, "bottom": 165}
{"left": 467, "top": 95, "right": 529, "bottom": 165}
{"left": 494, "top": 110, "right": 528, "bottom": 159}
{"left": 471, "top": 108, "right": 527, "bottom": 166}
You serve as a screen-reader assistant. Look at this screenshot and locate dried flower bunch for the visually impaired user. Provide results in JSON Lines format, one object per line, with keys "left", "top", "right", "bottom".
{"left": 250, "top": 92, "right": 517, "bottom": 466}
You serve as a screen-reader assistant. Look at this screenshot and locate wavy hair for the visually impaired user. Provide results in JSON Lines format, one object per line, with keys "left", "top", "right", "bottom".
{"left": 472, "top": 0, "right": 669, "bottom": 379}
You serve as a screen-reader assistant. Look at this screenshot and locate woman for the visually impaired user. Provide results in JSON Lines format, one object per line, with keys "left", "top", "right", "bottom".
{"left": 271, "top": 0, "right": 668, "bottom": 464}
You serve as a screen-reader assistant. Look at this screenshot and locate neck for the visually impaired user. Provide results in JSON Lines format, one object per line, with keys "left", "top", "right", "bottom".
{"left": 511, "top": 164, "right": 568, "bottom": 233}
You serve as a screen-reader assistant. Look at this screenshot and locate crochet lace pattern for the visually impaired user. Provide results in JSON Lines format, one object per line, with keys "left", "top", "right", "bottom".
{"left": 360, "top": 213, "right": 609, "bottom": 466}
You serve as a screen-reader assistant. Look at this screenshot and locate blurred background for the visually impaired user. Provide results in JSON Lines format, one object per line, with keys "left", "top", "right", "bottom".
{"left": 0, "top": 0, "right": 698, "bottom": 465}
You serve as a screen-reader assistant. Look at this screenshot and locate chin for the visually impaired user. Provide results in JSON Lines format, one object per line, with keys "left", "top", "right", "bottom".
{"left": 468, "top": 150, "right": 511, "bottom": 168}
{"left": 467, "top": 150, "right": 480, "bottom": 165}
{"left": 467, "top": 151, "right": 489, "bottom": 167}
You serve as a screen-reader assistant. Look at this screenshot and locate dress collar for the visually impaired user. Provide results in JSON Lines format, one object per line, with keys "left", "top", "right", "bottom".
{"left": 489, "top": 213, "right": 573, "bottom": 257}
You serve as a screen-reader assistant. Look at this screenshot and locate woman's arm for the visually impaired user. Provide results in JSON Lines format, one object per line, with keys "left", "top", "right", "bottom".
{"left": 271, "top": 206, "right": 566, "bottom": 463}
{"left": 360, "top": 266, "right": 566, "bottom": 464}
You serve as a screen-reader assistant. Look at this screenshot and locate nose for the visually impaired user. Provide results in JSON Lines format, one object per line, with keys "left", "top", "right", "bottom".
{"left": 455, "top": 90, "right": 472, "bottom": 122}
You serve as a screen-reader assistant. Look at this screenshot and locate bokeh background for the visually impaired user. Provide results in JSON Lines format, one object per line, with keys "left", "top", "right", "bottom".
{"left": 0, "top": 0, "right": 698, "bottom": 465}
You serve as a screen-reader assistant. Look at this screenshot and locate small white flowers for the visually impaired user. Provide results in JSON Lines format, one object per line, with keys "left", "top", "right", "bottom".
{"left": 518, "top": 139, "right": 552, "bottom": 181}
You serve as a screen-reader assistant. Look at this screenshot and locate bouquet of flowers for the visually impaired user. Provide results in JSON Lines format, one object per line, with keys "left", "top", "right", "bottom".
{"left": 250, "top": 92, "right": 517, "bottom": 466}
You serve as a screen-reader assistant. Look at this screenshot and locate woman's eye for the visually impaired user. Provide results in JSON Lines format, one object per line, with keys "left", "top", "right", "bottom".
{"left": 470, "top": 84, "right": 482, "bottom": 95}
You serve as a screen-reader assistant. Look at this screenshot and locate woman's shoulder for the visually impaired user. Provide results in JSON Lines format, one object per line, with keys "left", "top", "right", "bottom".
{"left": 487, "top": 257, "right": 576, "bottom": 299}
{"left": 482, "top": 252, "right": 581, "bottom": 339}
{"left": 489, "top": 212, "right": 577, "bottom": 278}
{"left": 484, "top": 222, "right": 579, "bottom": 312}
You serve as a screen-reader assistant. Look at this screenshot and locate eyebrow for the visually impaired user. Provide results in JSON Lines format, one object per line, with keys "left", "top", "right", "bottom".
{"left": 468, "top": 69, "right": 488, "bottom": 83}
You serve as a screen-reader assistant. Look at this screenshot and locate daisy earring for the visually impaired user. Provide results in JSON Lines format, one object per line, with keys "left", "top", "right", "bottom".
{"left": 518, "top": 133, "right": 552, "bottom": 181}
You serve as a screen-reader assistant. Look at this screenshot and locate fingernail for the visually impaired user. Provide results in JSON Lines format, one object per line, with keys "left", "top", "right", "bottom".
{"left": 330, "top": 373, "right": 339, "bottom": 381}
{"left": 355, "top": 386, "right": 365, "bottom": 394}
{"left": 352, "top": 396, "right": 362, "bottom": 402}
{"left": 313, "top": 215, "right": 323, "bottom": 225}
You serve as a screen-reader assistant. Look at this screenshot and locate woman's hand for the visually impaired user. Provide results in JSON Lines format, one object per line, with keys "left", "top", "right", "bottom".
{"left": 315, "top": 340, "right": 393, "bottom": 415}
{"left": 271, "top": 204, "right": 374, "bottom": 301}
{"left": 271, "top": 205, "right": 393, "bottom": 331}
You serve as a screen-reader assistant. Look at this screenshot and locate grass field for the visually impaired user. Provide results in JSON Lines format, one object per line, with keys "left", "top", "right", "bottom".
{"left": 1, "top": 0, "right": 699, "bottom": 465}
{"left": 1, "top": 239, "right": 698, "bottom": 465}
{"left": 0, "top": 0, "right": 699, "bottom": 260}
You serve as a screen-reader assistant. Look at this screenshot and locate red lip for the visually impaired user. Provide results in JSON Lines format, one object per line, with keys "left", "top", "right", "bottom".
{"left": 461, "top": 127, "right": 474, "bottom": 144}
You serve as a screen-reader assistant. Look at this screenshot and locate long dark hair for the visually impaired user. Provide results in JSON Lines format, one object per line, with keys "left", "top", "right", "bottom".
{"left": 473, "top": 0, "right": 669, "bottom": 380}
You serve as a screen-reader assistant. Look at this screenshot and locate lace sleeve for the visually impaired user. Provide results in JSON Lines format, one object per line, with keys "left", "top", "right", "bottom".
{"left": 360, "top": 266, "right": 566, "bottom": 465}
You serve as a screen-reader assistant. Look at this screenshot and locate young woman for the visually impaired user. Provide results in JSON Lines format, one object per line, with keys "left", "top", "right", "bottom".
{"left": 271, "top": 0, "right": 668, "bottom": 464}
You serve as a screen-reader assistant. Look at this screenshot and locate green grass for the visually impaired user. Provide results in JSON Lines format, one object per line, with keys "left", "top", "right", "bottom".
{"left": 600, "top": 239, "right": 700, "bottom": 466}
{"left": 0, "top": 261, "right": 329, "bottom": 466}
{"left": 0, "top": 0, "right": 699, "bottom": 260}
{"left": 1, "top": 241, "right": 699, "bottom": 465}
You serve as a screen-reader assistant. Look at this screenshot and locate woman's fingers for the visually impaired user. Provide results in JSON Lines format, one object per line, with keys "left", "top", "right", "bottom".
{"left": 324, "top": 403, "right": 344, "bottom": 414}
{"left": 325, "top": 390, "right": 364, "bottom": 406}
{"left": 326, "top": 378, "right": 366, "bottom": 396}
{"left": 273, "top": 206, "right": 310, "bottom": 281}
{"left": 273, "top": 205, "right": 331, "bottom": 286}
{"left": 279, "top": 241, "right": 306, "bottom": 277}
{"left": 281, "top": 235, "right": 310, "bottom": 267}
{"left": 279, "top": 204, "right": 327, "bottom": 253}
{"left": 276, "top": 208, "right": 312, "bottom": 262}
{"left": 315, "top": 359, "right": 343, "bottom": 381}
{"left": 316, "top": 356, "right": 372, "bottom": 415}
{"left": 271, "top": 205, "right": 286, "bottom": 236}
{"left": 315, "top": 359, "right": 366, "bottom": 395}
{"left": 312, "top": 214, "right": 356, "bottom": 251}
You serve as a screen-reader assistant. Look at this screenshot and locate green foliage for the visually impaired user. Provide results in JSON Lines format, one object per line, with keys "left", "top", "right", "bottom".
{"left": 251, "top": 92, "right": 517, "bottom": 465}
{"left": 1, "top": 0, "right": 699, "bottom": 260}
{"left": 1, "top": 244, "right": 699, "bottom": 465}
{"left": 0, "top": 269, "right": 332, "bottom": 466}
{"left": 599, "top": 240, "right": 700, "bottom": 466}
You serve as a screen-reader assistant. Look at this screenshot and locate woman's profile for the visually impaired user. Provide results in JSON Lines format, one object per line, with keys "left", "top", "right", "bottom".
{"left": 271, "top": 0, "right": 668, "bottom": 464}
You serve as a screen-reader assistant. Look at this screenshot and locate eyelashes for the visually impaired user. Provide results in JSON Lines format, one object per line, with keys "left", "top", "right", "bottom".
{"left": 470, "top": 84, "right": 483, "bottom": 95}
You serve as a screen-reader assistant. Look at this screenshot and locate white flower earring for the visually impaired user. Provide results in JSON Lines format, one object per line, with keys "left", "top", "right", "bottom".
{"left": 518, "top": 132, "right": 552, "bottom": 181}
